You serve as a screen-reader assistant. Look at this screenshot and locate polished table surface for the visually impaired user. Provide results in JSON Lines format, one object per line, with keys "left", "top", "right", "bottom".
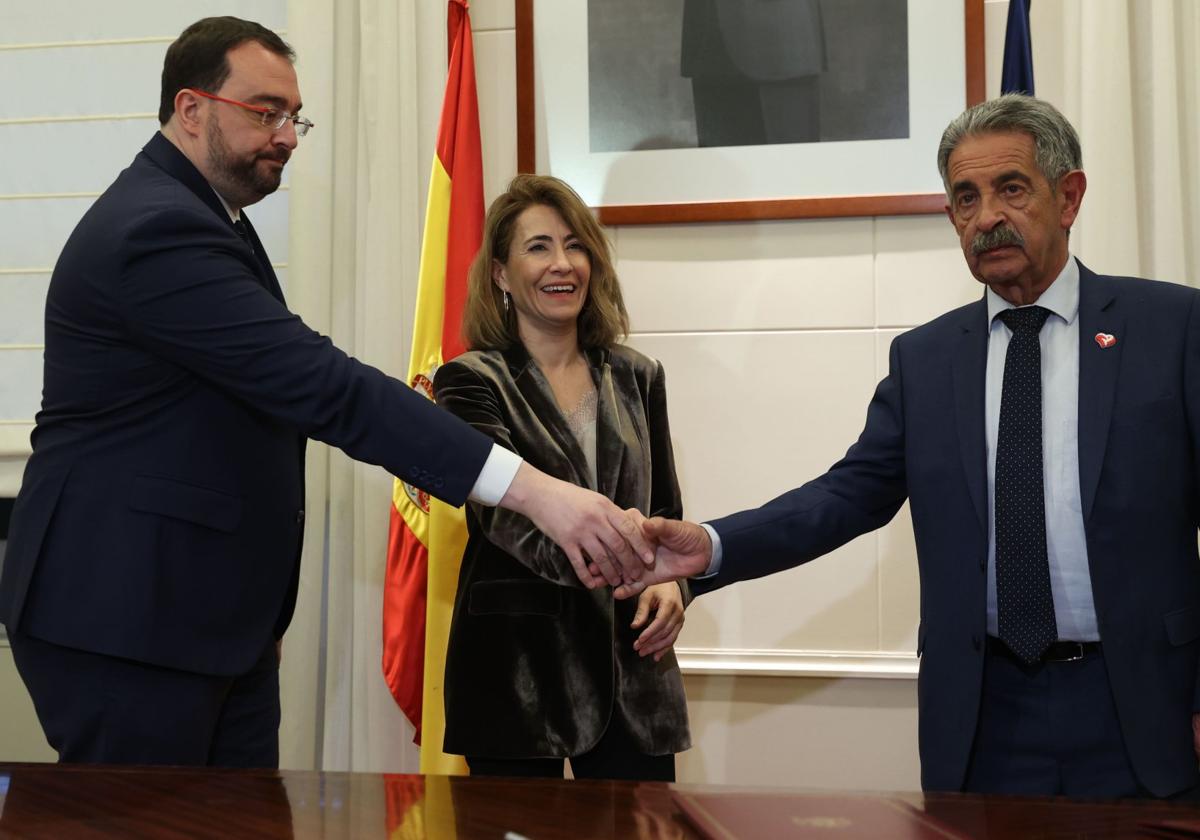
{"left": 0, "top": 762, "right": 1199, "bottom": 839}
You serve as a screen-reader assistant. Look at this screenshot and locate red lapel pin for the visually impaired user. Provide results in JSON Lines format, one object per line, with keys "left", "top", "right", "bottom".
{"left": 1095, "top": 332, "right": 1116, "bottom": 349}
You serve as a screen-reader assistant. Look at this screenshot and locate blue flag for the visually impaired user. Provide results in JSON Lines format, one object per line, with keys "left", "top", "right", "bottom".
{"left": 1001, "top": 0, "right": 1034, "bottom": 94}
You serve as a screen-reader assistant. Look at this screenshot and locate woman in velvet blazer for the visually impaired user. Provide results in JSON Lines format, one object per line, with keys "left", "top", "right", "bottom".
{"left": 433, "top": 175, "right": 690, "bottom": 781}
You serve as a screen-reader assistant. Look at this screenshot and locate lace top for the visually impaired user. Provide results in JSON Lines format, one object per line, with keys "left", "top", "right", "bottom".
{"left": 562, "top": 386, "right": 598, "bottom": 487}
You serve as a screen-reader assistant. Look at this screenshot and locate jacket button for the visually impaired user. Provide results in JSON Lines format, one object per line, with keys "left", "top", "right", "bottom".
{"left": 972, "top": 635, "right": 981, "bottom": 651}
{"left": 296, "top": 509, "right": 306, "bottom": 524}
{"left": 435, "top": 478, "right": 444, "bottom": 489}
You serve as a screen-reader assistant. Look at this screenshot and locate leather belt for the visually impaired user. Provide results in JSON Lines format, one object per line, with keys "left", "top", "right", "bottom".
{"left": 986, "top": 636, "right": 1101, "bottom": 663}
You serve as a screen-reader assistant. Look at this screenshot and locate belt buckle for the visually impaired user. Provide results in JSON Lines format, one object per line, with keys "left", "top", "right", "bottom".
{"left": 1050, "top": 641, "right": 1084, "bottom": 662}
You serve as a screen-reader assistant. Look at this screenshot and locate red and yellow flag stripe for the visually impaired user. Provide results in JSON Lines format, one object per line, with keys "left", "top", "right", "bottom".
{"left": 383, "top": 0, "right": 483, "bottom": 778}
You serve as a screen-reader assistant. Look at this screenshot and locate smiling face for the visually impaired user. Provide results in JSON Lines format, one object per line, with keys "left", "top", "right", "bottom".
{"left": 198, "top": 40, "right": 301, "bottom": 208}
{"left": 492, "top": 204, "right": 591, "bottom": 343}
{"left": 944, "top": 130, "right": 1085, "bottom": 305}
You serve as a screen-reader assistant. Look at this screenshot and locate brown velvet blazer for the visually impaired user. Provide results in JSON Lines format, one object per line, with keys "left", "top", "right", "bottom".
{"left": 433, "top": 343, "right": 691, "bottom": 759}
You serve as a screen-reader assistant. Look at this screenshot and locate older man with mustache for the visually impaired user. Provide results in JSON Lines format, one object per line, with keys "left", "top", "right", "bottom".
{"left": 625, "top": 94, "right": 1200, "bottom": 799}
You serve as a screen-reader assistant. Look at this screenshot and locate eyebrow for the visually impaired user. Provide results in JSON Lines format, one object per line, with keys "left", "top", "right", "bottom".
{"left": 951, "top": 169, "right": 1033, "bottom": 195}
{"left": 247, "top": 94, "right": 302, "bottom": 113}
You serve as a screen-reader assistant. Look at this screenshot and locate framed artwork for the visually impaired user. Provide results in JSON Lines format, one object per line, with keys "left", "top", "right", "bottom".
{"left": 516, "top": 0, "right": 985, "bottom": 224}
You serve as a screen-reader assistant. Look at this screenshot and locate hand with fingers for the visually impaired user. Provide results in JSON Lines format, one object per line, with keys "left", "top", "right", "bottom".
{"left": 614, "top": 516, "right": 714, "bottom": 600}
{"left": 631, "top": 582, "right": 686, "bottom": 661}
{"left": 501, "top": 463, "right": 656, "bottom": 589}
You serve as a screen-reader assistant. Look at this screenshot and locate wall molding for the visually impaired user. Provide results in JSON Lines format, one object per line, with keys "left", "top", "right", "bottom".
{"left": 0, "top": 424, "right": 34, "bottom": 458}
{"left": 676, "top": 647, "right": 919, "bottom": 680}
{"left": 0, "top": 31, "right": 285, "bottom": 52}
{"left": 0, "top": 36, "right": 175, "bottom": 51}
{"left": 0, "top": 114, "right": 156, "bottom": 126}
{"left": 0, "top": 185, "right": 289, "bottom": 201}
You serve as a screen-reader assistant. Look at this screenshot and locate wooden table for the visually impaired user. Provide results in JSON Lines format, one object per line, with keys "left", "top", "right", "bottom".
{"left": 0, "top": 762, "right": 1197, "bottom": 838}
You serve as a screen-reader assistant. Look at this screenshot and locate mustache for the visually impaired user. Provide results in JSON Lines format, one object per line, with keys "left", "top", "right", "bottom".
{"left": 971, "top": 225, "right": 1025, "bottom": 255}
{"left": 257, "top": 150, "right": 290, "bottom": 165}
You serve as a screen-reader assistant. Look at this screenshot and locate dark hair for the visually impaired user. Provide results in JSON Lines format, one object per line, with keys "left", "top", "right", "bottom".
{"left": 159, "top": 17, "right": 295, "bottom": 124}
{"left": 463, "top": 174, "right": 629, "bottom": 351}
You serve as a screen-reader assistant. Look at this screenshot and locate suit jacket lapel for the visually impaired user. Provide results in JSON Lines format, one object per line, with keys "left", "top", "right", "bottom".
{"left": 141, "top": 133, "right": 284, "bottom": 302}
{"left": 952, "top": 297, "right": 990, "bottom": 535}
{"left": 589, "top": 348, "right": 626, "bottom": 502}
{"left": 239, "top": 212, "right": 286, "bottom": 303}
{"left": 504, "top": 346, "right": 596, "bottom": 491}
{"left": 1076, "top": 263, "right": 1123, "bottom": 521}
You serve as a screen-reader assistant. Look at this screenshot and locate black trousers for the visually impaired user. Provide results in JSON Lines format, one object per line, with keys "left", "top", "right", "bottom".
{"left": 965, "top": 641, "right": 1151, "bottom": 798}
{"left": 10, "top": 631, "right": 280, "bottom": 767}
{"left": 466, "top": 713, "right": 675, "bottom": 782}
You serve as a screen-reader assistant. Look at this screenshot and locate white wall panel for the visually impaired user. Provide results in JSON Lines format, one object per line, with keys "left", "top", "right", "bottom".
{"left": 875, "top": 215, "right": 981, "bottom": 328}
{"left": 0, "top": 197, "right": 94, "bottom": 269}
{"left": 679, "top": 674, "right": 920, "bottom": 790}
{"left": 0, "top": 43, "right": 170, "bottom": 120}
{"left": 618, "top": 219, "right": 875, "bottom": 333}
{"left": 0, "top": 350, "right": 43, "bottom": 421}
{"left": 475, "top": 30, "right": 518, "bottom": 206}
{"left": 630, "top": 330, "right": 884, "bottom": 650}
{"left": 470, "top": 0, "right": 515, "bottom": 33}
{"left": 0, "top": 276, "right": 49, "bottom": 345}
{"left": 247, "top": 189, "right": 291, "bottom": 263}
{"left": 0, "top": 120, "right": 290, "bottom": 196}
{"left": 0, "top": 2, "right": 286, "bottom": 45}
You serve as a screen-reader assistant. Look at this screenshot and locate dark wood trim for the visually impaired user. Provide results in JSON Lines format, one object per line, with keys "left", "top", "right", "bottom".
{"left": 515, "top": 0, "right": 985, "bottom": 223}
{"left": 597, "top": 192, "right": 948, "bottom": 226}
{"left": 514, "top": 0, "right": 535, "bottom": 173}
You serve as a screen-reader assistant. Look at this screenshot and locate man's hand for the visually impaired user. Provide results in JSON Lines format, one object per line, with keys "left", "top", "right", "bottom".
{"left": 631, "top": 582, "right": 685, "bottom": 661}
{"left": 614, "top": 517, "right": 714, "bottom": 600}
{"left": 498, "top": 462, "right": 654, "bottom": 589}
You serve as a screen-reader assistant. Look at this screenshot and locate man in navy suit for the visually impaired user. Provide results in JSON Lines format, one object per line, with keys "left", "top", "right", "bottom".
{"left": 0, "top": 16, "right": 652, "bottom": 768}
{"left": 626, "top": 94, "right": 1200, "bottom": 798}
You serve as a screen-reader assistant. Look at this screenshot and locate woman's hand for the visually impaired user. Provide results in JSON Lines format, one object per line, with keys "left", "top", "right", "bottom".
{"left": 631, "top": 582, "right": 685, "bottom": 661}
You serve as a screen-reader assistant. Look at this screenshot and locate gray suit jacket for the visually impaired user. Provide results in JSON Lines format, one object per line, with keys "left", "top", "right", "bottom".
{"left": 433, "top": 344, "right": 691, "bottom": 759}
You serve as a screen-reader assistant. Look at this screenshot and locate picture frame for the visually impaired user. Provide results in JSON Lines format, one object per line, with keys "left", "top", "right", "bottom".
{"left": 515, "top": 0, "right": 985, "bottom": 224}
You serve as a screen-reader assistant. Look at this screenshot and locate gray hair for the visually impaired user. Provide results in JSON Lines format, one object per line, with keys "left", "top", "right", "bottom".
{"left": 937, "top": 94, "right": 1082, "bottom": 199}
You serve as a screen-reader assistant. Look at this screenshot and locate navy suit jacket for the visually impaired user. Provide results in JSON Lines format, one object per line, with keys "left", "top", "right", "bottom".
{"left": 0, "top": 133, "right": 491, "bottom": 676}
{"left": 697, "top": 264, "right": 1200, "bottom": 795}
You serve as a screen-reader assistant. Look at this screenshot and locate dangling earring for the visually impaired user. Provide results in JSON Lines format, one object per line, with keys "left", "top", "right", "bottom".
{"left": 503, "top": 291, "right": 511, "bottom": 314}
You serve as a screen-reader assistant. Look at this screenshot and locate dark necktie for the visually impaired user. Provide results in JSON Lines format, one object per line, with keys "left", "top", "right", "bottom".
{"left": 233, "top": 219, "right": 254, "bottom": 255}
{"left": 995, "top": 305, "right": 1057, "bottom": 664}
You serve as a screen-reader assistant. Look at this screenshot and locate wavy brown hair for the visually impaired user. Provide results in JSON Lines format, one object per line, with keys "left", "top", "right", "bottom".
{"left": 462, "top": 174, "right": 629, "bottom": 351}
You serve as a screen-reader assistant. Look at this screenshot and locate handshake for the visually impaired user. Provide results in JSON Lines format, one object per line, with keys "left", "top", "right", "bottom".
{"left": 500, "top": 462, "right": 714, "bottom": 597}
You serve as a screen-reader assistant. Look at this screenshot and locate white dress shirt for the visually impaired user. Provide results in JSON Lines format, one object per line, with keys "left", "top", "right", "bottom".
{"left": 985, "top": 256, "right": 1097, "bottom": 640}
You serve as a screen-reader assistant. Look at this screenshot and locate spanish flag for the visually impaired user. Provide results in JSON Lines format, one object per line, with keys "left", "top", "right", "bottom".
{"left": 383, "top": 0, "right": 482, "bottom": 776}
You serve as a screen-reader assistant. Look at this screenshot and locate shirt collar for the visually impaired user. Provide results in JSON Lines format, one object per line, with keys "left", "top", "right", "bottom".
{"left": 211, "top": 186, "right": 241, "bottom": 223}
{"left": 986, "top": 255, "right": 1079, "bottom": 327}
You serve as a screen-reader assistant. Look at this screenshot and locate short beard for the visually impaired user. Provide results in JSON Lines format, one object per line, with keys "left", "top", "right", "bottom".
{"left": 205, "top": 117, "right": 288, "bottom": 208}
{"left": 971, "top": 224, "right": 1025, "bottom": 255}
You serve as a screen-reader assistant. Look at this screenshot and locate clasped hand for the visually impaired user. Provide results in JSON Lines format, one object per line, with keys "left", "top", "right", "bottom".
{"left": 578, "top": 509, "right": 713, "bottom": 599}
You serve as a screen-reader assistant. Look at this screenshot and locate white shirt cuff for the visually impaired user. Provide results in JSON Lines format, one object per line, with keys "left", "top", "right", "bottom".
{"left": 468, "top": 444, "right": 522, "bottom": 506}
{"left": 696, "top": 523, "right": 724, "bottom": 578}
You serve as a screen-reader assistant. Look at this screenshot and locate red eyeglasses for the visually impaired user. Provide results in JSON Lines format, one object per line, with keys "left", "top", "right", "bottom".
{"left": 190, "top": 89, "right": 314, "bottom": 137}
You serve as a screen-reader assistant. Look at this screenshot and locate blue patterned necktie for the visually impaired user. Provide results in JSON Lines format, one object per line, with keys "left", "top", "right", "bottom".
{"left": 995, "top": 305, "right": 1057, "bottom": 664}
